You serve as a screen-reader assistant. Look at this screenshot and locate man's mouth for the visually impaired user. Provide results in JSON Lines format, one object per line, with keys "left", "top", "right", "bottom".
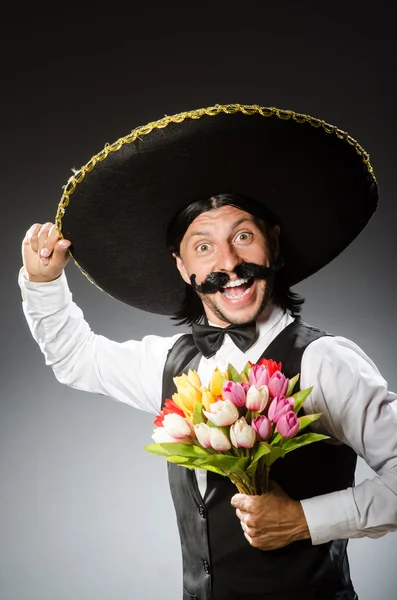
{"left": 220, "top": 277, "right": 255, "bottom": 299}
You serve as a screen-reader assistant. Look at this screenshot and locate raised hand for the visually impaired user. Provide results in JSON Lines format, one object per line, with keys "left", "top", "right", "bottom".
{"left": 22, "top": 222, "right": 71, "bottom": 282}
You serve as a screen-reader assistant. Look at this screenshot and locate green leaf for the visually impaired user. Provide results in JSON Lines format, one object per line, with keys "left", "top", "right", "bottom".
{"left": 246, "top": 442, "right": 272, "bottom": 475}
{"left": 143, "top": 442, "right": 208, "bottom": 459}
{"left": 252, "top": 441, "right": 272, "bottom": 462}
{"left": 243, "top": 361, "right": 253, "bottom": 380}
{"left": 166, "top": 456, "right": 226, "bottom": 476}
{"left": 195, "top": 464, "right": 228, "bottom": 476}
{"left": 165, "top": 455, "right": 196, "bottom": 468}
{"left": 247, "top": 444, "right": 285, "bottom": 474}
{"left": 225, "top": 466, "right": 248, "bottom": 479}
{"left": 143, "top": 443, "right": 170, "bottom": 456}
{"left": 270, "top": 432, "right": 282, "bottom": 445}
{"left": 245, "top": 410, "right": 253, "bottom": 425}
{"left": 219, "top": 426, "right": 232, "bottom": 442}
{"left": 298, "top": 413, "right": 323, "bottom": 432}
{"left": 194, "top": 454, "right": 243, "bottom": 470}
{"left": 286, "top": 373, "right": 300, "bottom": 397}
{"left": 193, "top": 402, "right": 205, "bottom": 425}
{"left": 291, "top": 387, "right": 313, "bottom": 413}
{"left": 228, "top": 457, "right": 250, "bottom": 473}
{"left": 227, "top": 363, "right": 242, "bottom": 382}
{"left": 246, "top": 462, "right": 259, "bottom": 477}
{"left": 282, "top": 432, "right": 330, "bottom": 454}
{"left": 263, "top": 446, "right": 285, "bottom": 466}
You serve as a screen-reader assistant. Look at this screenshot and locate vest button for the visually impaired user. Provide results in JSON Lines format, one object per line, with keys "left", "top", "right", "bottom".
{"left": 199, "top": 505, "right": 206, "bottom": 518}
{"left": 203, "top": 560, "right": 211, "bottom": 574}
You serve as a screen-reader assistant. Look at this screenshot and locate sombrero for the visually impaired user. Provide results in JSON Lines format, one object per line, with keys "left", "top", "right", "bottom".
{"left": 56, "top": 103, "right": 378, "bottom": 315}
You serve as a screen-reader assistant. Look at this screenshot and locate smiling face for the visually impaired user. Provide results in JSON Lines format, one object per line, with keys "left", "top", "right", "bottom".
{"left": 173, "top": 205, "right": 280, "bottom": 326}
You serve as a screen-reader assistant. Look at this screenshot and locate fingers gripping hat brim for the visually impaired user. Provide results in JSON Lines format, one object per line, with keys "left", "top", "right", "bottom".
{"left": 56, "top": 104, "right": 378, "bottom": 315}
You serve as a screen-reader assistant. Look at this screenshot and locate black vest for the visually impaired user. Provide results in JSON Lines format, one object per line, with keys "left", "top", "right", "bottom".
{"left": 162, "top": 319, "right": 358, "bottom": 600}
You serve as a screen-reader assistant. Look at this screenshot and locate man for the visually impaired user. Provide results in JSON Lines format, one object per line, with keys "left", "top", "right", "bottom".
{"left": 19, "top": 104, "right": 397, "bottom": 600}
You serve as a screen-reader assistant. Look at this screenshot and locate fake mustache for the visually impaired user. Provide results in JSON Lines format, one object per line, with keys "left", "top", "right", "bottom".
{"left": 190, "top": 256, "right": 284, "bottom": 294}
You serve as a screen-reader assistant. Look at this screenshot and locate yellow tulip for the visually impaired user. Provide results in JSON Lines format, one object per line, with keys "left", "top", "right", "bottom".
{"left": 187, "top": 369, "right": 203, "bottom": 390}
{"left": 172, "top": 392, "right": 193, "bottom": 420}
{"left": 172, "top": 376, "right": 202, "bottom": 420}
{"left": 201, "top": 388, "right": 217, "bottom": 411}
{"left": 174, "top": 372, "right": 202, "bottom": 395}
{"left": 209, "top": 368, "right": 226, "bottom": 397}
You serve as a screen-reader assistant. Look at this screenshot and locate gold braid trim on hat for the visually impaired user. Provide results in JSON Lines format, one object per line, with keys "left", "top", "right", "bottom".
{"left": 55, "top": 103, "right": 376, "bottom": 290}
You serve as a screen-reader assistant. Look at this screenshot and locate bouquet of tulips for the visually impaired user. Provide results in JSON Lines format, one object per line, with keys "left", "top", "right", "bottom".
{"left": 144, "top": 358, "right": 329, "bottom": 495}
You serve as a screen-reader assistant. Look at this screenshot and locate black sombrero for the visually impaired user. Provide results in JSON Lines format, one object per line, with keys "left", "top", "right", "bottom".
{"left": 56, "top": 103, "right": 378, "bottom": 315}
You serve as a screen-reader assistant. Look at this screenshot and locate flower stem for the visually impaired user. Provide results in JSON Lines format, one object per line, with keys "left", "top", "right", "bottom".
{"left": 229, "top": 473, "right": 256, "bottom": 496}
{"left": 253, "top": 460, "right": 270, "bottom": 494}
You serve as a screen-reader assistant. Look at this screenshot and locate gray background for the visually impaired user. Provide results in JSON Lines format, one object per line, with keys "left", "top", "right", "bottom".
{"left": 2, "top": 2, "right": 396, "bottom": 599}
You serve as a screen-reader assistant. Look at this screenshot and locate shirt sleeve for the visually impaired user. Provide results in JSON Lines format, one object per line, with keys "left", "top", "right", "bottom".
{"left": 18, "top": 268, "right": 182, "bottom": 415}
{"left": 299, "top": 335, "right": 397, "bottom": 544}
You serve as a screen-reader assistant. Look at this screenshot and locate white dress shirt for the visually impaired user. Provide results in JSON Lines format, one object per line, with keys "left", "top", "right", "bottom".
{"left": 18, "top": 268, "right": 397, "bottom": 546}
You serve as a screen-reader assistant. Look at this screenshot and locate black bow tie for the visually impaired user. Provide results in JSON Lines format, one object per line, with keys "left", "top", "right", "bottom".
{"left": 191, "top": 321, "right": 257, "bottom": 359}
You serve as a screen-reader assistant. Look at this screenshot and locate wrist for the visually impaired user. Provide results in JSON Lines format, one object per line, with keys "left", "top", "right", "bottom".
{"left": 23, "top": 269, "right": 62, "bottom": 283}
{"left": 294, "top": 500, "right": 311, "bottom": 541}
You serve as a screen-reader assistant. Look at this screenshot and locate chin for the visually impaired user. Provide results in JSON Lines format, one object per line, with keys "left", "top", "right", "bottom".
{"left": 206, "top": 295, "right": 266, "bottom": 326}
{"left": 223, "top": 307, "right": 262, "bottom": 325}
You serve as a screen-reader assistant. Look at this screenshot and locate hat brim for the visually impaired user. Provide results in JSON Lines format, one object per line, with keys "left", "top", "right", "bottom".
{"left": 56, "top": 104, "right": 378, "bottom": 315}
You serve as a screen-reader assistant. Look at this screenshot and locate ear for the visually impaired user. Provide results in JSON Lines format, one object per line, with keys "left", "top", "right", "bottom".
{"left": 172, "top": 252, "right": 191, "bottom": 285}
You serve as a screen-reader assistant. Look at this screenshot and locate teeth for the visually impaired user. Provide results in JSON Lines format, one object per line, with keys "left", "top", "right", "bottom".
{"left": 222, "top": 286, "right": 252, "bottom": 300}
{"left": 224, "top": 278, "right": 249, "bottom": 288}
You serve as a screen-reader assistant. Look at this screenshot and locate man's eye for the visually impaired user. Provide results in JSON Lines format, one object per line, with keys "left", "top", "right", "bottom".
{"left": 236, "top": 232, "right": 251, "bottom": 241}
{"left": 197, "top": 244, "right": 210, "bottom": 253}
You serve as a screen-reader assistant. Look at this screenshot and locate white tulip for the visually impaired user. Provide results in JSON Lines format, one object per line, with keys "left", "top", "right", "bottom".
{"left": 194, "top": 423, "right": 212, "bottom": 448}
{"left": 245, "top": 384, "right": 269, "bottom": 412}
{"left": 203, "top": 399, "right": 239, "bottom": 426}
{"left": 230, "top": 417, "right": 256, "bottom": 448}
{"left": 152, "top": 427, "right": 181, "bottom": 443}
{"left": 163, "top": 413, "right": 191, "bottom": 439}
{"left": 210, "top": 427, "right": 232, "bottom": 451}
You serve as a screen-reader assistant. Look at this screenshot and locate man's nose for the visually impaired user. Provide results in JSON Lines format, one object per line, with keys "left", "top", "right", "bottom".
{"left": 216, "top": 242, "right": 241, "bottom": 273}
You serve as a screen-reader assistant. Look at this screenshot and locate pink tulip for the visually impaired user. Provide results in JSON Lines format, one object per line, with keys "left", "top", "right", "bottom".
{"left": 245, "top": 385, "right": 269, "bottom": 412}
{"left": 276, "top": 410, "right": 300, "bottom": 438}
{"left": 210, "top": 427, "right": 232, "bottom": 451}
{"left": 203, "top": 399, "right": 239, "bottom": 426}
{"left": 194, "top": 423, "right": 212, "bottom": 448}
{"left": 222, "top": 380, "right": 248, "bottom": 407}
{"left": 163, "top": 413, "right": 192, "bottom": 439}
{"left": 230, "top": 417, "right": 256, "bottom": 448}
{"left": 268, "top": 395, "right": 294, "bottom": 423}
{"left": 248, "top": 363, "right": 270, "bottom": 387}
{"left": 252, "top": 415, "right": 273, "bottom": 441}
{"left": 268, "top": 371, "right": 289, "bottom": 398}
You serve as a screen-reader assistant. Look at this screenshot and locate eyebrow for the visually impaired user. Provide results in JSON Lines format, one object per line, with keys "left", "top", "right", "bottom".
{"left": 186, "top": 217, "right": 256, "bottom": 241}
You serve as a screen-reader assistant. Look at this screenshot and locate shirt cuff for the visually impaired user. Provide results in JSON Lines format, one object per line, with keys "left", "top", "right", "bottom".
{"left": 300, "top": 488, "right": 357, "bottom": 544}
{"left": 18, "top": 267, "right": 71, "bottom": 311}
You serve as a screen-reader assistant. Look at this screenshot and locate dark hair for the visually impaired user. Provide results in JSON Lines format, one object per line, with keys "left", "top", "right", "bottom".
{"left": 167, "top": 193, "right": 305, "bottom": 325}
